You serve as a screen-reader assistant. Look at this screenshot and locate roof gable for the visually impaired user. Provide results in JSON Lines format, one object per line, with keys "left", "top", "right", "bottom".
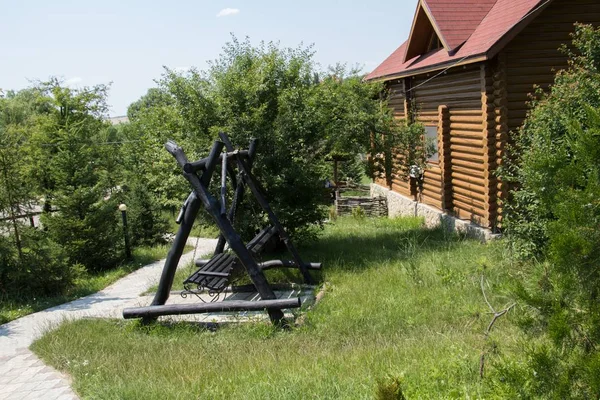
{"left": 367, "top": 0, "right": 547, "bottom": 81}
{"left": 404, "top": 2, "right": 449, "bottom": 62}
{"left": 425, "top": 0, "right": 497, "bottom": 51}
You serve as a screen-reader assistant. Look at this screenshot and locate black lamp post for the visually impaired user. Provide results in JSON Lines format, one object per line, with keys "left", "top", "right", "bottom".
{"left": 119, "top": 203, "right": 131, "bottom": 259}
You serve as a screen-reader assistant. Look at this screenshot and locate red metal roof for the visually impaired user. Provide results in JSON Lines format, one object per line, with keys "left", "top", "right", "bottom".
{"left": 425, "top": 0, "right": 497, "bottom": 52}
{"left": 367, "top": 0, "right": 546, "bottom": 81}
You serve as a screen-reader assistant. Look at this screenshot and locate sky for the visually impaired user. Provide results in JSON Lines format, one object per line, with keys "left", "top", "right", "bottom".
{"left": 0, "top": 1, "right": 416, "bottom": 116}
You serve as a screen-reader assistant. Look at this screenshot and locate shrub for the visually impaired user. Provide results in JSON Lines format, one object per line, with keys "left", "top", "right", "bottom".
{"left": 0, "top": 227, "right": 79, "bottom": 297}
{"left": 500, "top": 24, "right": 600, "bottom": 397}
{"left": 352, "top": 206, "right": 365, "bottom": 219}
{"left": 122, "top": 180, "right": 169, "bottom": 246}
{"left": 375, "top": 376, "right": 407, "bottom": 400}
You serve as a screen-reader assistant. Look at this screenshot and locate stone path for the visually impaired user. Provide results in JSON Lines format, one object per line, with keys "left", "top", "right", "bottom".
{"left": 0, "top": 238, "right": 218, "bottom": 400}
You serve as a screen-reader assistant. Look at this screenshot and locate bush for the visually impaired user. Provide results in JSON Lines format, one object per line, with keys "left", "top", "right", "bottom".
{"left": 0, "top": 227, "right": 79, "bottom": 297}
{"left": 500, "top": 24, "right": 600, "bottom": 397}
{"left": 43, "top": 190, "right": 121, "bottom": 272}
{"left": 122, "top": 180, "right": 169, "bottom": 246}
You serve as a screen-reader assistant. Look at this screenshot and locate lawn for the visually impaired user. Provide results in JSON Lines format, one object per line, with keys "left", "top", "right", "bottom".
{"left": 164, "top": 210, "right": 220, "bottom": 239}
{"left": 31, "top": 217, "right": 525, "bottom": 399}
{"left": 0, "top": 244, "right": 191, "bottom": 325}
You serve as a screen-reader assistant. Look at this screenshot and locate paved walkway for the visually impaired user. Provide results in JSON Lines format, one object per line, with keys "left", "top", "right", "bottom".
{"left": 0, "top": 238, "right": 218, "bottom": 400}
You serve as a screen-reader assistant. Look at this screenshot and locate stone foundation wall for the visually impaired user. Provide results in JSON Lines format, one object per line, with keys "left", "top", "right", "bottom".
{"left": 371, "top": 184, "right": 498, "bottom": 242}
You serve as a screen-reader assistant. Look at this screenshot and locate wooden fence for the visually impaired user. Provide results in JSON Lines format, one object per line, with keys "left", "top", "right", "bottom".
{"left": 335, "top": 196, "right": 388, "bottom": 218}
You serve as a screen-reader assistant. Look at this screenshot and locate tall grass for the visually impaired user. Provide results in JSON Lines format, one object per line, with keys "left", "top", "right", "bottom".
{"left": 32, "top": 217, "right": 524, "bottom": 399}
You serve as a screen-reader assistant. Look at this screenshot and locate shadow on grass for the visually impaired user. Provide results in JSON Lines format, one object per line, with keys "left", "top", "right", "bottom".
{"left": 258, "top": 220, "right": 472, "bottom": 285}
{"left": 304, "top": 226, "right": 460, "bottom": 274}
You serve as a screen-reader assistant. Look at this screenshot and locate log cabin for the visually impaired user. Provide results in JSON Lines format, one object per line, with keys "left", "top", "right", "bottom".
{"left": 367, "top": 0, "right": 600, "bottom": 236}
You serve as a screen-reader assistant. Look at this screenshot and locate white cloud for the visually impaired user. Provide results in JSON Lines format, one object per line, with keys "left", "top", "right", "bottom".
{"left": 217, "top": 8, "right": 240, "bottom": 17}
{"left": 65, "top": 77, "right": 83, "bottom": 87}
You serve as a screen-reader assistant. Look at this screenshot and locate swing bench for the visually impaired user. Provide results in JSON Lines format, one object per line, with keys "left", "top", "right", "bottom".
{"left": 123, "top": 133, "right": 322, "bottom": 324}
{"left": 185, "top": 226, "right": 278, "bottom": 293}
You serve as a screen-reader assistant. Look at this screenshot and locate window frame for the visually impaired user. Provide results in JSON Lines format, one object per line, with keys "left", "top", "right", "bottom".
{"left": 424, "top": 125, "right": 439, "bottom": 164}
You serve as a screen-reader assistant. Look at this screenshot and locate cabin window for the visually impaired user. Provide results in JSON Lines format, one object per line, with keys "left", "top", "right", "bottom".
{"left": 425, "top": 126, "right": 439, "bottom": 162}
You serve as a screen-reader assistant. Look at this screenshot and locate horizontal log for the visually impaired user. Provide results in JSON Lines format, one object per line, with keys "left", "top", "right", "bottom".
{"left": 184, "top": 150, "right": 250, "bottom": 173}
{"left": 450, "top": 130, "right": 484, "bottom": 139}
{"left": 449, "top": 151, "right": 487, "bottom": 162}
{"left": 451, "top": 171, "right": 486, "bottom": 186}
{"left": 452, "top": 199, "right": 487, "bottom": 218}
{"left": 449, "top": 144, "right": 485, "bottom": 156}
{"left": 451, "top": 158, "right": 486, "bottom": 171}
{"left": 452, "top": 178, "right": 486, "bottom": 194}
{"left": 449, "top": 109, "right": 484, "bottom": 116}
{"left": 421, "top": 195, "right": 442, "bottom": 207}
{"left": 259, "top": 260, "right": 323, "bottom": 271}
{"left": 449, "top": 115, "right": 484, "bottom": 123}
{"left": 194, "top": 258, "right": 323, "bottom": 271}
{"left": 449, "top": 137, "right": 485, "bottom": 147}
{"left": 450, "top": 122, "right": 484, "bottom": 131}
{"left": 123, "top": 298, "right": 301, "bottom": 319}
{"left": 453, "top": 185, "right": 487, "bottom": 202}
{"left": 453, "top": 193, "right": 486, "bottom": 210}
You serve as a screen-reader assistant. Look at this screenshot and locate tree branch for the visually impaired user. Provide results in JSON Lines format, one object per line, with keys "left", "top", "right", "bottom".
{"left": 479, "top": 274, "right": 516, "bottom": 379}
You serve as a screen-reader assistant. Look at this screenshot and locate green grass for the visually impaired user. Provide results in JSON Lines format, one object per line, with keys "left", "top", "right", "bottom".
{"left": 31, "top": 217, "right": 525, "bottom": 399}
{"left": 164, "top": 210, "right": 220, "bottom": 239}
{"left": 0, "top": 244, "right": 191, "bottom": 325}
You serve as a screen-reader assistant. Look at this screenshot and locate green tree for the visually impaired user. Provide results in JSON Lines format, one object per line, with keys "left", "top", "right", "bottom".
{"left": 0, "top": 88, "right": 76, "bottom": 297}
{"left": 499, "top": 24, "right": 600, "bottom": 398}
{"left": 129, "top": 37, "right": 393, "bottom": 240}
{"left": 31, "top": 80, "right": 123, "bottom": 271}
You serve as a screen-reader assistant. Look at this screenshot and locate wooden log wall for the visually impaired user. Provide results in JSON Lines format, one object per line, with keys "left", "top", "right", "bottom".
{"left": 412, "top": 65, "right": 487, "bottom": 222}
{"left": 502, "top": 0, "right": 600, "bottom": 132}
{"left": 385, "top": 80, "right": 414, "bottom": 197}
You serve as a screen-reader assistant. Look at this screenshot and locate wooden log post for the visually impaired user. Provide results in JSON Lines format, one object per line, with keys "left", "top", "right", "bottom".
{"left": 149, "top": 192, "right": 201, "bottom": 314}
{"left": 214, "top": 139, "right": 257, "bottom": 256}
{"left": 493, "top": 55, "right": 509, "bottom": 231}
{"left": 438, "top": 105, "right": 452, "bottom": 212}
{"left": 124, "top": 298, "right": 301, "bottom": 320}
{"left": 218, "top": 132, "right": 315, "bottom": 285}
{"left": 481, "top": 64, "right": 497, "bottom": 229}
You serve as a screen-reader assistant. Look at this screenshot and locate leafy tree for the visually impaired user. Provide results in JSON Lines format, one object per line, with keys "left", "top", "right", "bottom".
{"left": 129, "top": 37, "right": 392, "bottom": 240}
{"left": 499, "top": 24, "right": 600, "bottom": 398}
{"left": 0, "top": 90, "right": 37, "bottom": 259}
{"left": 0, "top": 88, "right": 76, "bottom": 297}
{"left": 30, "top": 80, "right": 123, "bottom": 271}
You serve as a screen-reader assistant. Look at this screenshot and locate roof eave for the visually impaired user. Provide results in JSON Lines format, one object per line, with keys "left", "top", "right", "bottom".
{"left": 367, "top": 54, "right": 488, "bottom": 83}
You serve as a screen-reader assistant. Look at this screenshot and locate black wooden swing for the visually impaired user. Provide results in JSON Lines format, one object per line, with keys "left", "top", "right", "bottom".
{"left": 123, "top": 133, "right": 322, "bottom": 324}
